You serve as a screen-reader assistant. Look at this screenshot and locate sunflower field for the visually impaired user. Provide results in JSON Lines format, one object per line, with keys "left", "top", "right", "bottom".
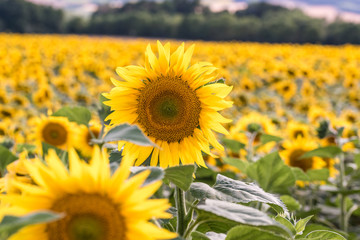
{"left": 0, "top": 34, "right": 359, "bottom": 240}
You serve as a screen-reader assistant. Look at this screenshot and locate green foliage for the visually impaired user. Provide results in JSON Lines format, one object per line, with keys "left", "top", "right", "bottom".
{"left": 247, "top": 152, "right": 296, "bottom": 194}
{"left": 0, "top": 211, "right": 63, "bottom": 240}
{"left": 291, "top": 168, "right": 310, "bottom": 181}
{"left": 260, "top": 134, "right": 283, "bottom": 145}
{"left": 98, "top": 124, "right": 156, "bottom": 147}
{"left": 301, "top": 146, "right": 342, "bottom": 159}
{"left": 221, "top": 139, "right": 245, "bottom": 153}
{"left": 195, "top": 199, "right": 291, "bottom": 237}
{"left": 295, "top": 215, "right": 313, "bottom": 235}
{"left": 15, "top": 144, "right": 36, "bottom": 153}
{"left": 222, "top": 157, "right": 249, "bottom": 172}
{"left": 130, "top": 166, "right": 164, "bottom": 186}
{"left": 0, "top": 145, "right": 17, "bottom": 176}
{"left": 99, "top": 94, "right": 111, "bottom": 125}
{"left": 190, "top": 174, "right": 288, "bottom": 214}
{"left": 304, "top": 230, "right": 346, "bottom": 240}
{"left": 275, "top": 215, "right": 296, "bottom": 235}
{"left": 226, "top": 225, "right": 288, "bottom": 240}
{"left": 280, "top": 195, "right": 301, "bottom": 212}
{"left": 316, "top": 121, "right": 330, "bottom": 139}
{"left": 306, "top": 169, "right": 330, "bottom": 181}
{"left": 164, "top": 165, "right": 195, "bottom": 191}
{"left": 52, "top": 106, "right": 91, "bottom": 126}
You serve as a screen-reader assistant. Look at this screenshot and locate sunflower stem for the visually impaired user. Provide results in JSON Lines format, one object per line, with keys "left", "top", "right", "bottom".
{"left": 175, "top": 186, "right": 187, "bottom": 236}
{"left": 246, "top": 132, "right": 256, "bottom": 163}
{"left": 183, "top": 219, "right": 202, "bottom": 239}
{"left": 335, "top": 133, "right": 347, "bottom": 232}
{"left": 339, "top": 152, "right": 347, "bottom": 232}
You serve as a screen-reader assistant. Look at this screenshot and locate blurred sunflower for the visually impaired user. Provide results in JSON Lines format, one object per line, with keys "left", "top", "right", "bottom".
{"left": 340, "top": 109, "right": 359, "bottom": 125}
{"left": 307, "top": 105, "right": 335, "bottom": 125}
{"left": 239, "top": 76, "right": 256, "bottom": 91}
{"left": 10, "top": 94, "right": 30, "bottom": 107}
{"left": 300, "top": 80, "right": 314, "bottom": 98}
{"left": 0, "top": 120, "right": 10, "bottom": 142}
{"left": 0, "top": 105, "right": 16, "bottom": 119}
{"left": 273, "top": 80, "right": 297, "bottom": 101}
{"left": 0, "top": 88, "right": 8, "bottom": 104}
{"left": 229, "top": 111, "right": 278, "bottom": 148}
{"left": 280, "top": 137, "right": 326, "bottom": 172}
{"left": 285, "top": 120, "right": 312, "bottom": 141}
{"left": 0, "top": 152, "right": 32, "bottom": 194}
{"left": 32, "top": 87, "right": 53, "bottom": 108}
{"left": 104, "top": 41, "right": 233, "bottom": 167}
{"left": 3, "top": 147, "right": 176, "bottom": 240}
{"left": 32, "top": 116, "right": 73, "bottom": 151}
{"left": 74, "top": 122, "right": 102, "bottom": 157}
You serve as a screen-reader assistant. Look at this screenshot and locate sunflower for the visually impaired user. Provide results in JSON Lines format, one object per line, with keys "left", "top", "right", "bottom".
{"left": 300, "top": 80, "right": 314, "bottom": 98}
{"left": 273, "top": 80, "right": 297, "bottom": 101}
{"left": 280, "top": 137, "right": 326, "bottom": 172}
{"left": 32, "top": 116, "right": 73, "bottom": 151}
{"left": 0, "top": 120, "right": 10, "bottom": 142}
{"left": 104, "top": 41, "right": 233, "bottom": 168}
{"left": 74, "top": 122, "right": 102, "bottom": 157}
{"left": 0, "top": 152, "right": 32, "bottom": 194}
{"left": 339, "top": 109, "right": 359, "bottom": 125}
{"left": 3, "top": 147, "right": 176, "bottom": 240}
{"left": 285, "top": 120, "right": 312, "bottom": 141}
{"left": 229, "top": 112, "right": 278, "bottom": 153}
{"left": 239, "top": 76, "right": 256, "bottom": 91}
{"left": 32, "top": 87, "right": 53, "bottom": 108}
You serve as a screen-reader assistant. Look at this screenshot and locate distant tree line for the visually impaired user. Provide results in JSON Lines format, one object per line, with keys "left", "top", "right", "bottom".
{"left": 1, "top": 0, "right": 360, "bottom": 44}
{"left": 0, "top": 0, "right": 64, "bottom": 33}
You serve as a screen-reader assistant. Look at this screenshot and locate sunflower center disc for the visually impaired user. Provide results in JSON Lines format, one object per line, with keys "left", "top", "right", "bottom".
{"left": 289, "top": 149, "right": 313, "bottom": 172}
{"left": 42, "top": 122, "right": 68, "bottom": 146}
{"left": 138, "top": 75, "right": 201, "bottom": 143}
{"left": 47, "top": 194, "right": 125, "bottom": 240}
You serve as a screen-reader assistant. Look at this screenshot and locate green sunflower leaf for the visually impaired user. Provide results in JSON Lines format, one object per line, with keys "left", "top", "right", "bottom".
{"left": 0, "top": 211, "right": 63, "bottom": 239}
{"left": 260, "top": 134, "right": 283, "bottom": 145}
{"left": 222, "top": 139, "right": 245, "bottom": 153}
{"left": 280, "top": 195, "right": 301, "bottom": 212}
{"left": 306, "top": 169, "right": 329, "bottom": 181}
{"left": 41, "top": 142, "right": 68, "bottom": 165}
{"left": 354, "top": 153, "right": 360, "bottom": 169}
{"left": 52, "top": 106, "right": 92, "bottom": 126}
{"left": 109, "top": 150, "right": 122, "bottom": 163}
{"left": 0, "top": 145, "right": 17, "bottom": 176}
{"left": 195, "top": 199, "right": 291, "bottom": 237}
{"left": 190, "top": 174, "right": 288, "bottom": 215}
{"left": 275, "top": 215, "right": 296, "bottom": 235}
{"left": 226, "top": 225, "right": 289, "bottom": 240}
{"left": 130, "top": 166, "right": 164, "bottom": 186}
{"left": 291, "top": 167, "right": 310, "bottom": 181}
{"left": 15, "top": 144, "right": 36, "bottom": 153}
{"left": 246, "top": 152, "right": 296, "bottom": 194}
{"left": 295, "top": 215, "right": 313, "bottom": 235}
{"left": 101, "top": 124, "right": 157, "bottom": 147}
{"left": 191, "top": 231, "right": 211, "bottom": 240}
{"left": 300, "top": 146, "right": 342, "bottom": 159}
{"left": 305, "top": 230, "right": 346, "bottom": 239}
{"left": 164, "top": 165, "right": 195, "bottom": 191}
{"left": 222, "top": 157, "right": 248, "bottom": 172}
{"left": 99, "top": 94, "right": 112, "bottom": 125}
{"left": 301, "top": 224, "right": 347, "bottom": 239}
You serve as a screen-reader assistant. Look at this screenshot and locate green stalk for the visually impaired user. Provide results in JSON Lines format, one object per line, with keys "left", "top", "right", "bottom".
{"left": 338, "top": 152, "right": 347, "bottom": 232}
{"left": 175, "top": 186, "right": 187, "bottom": 236}
{"left": 183, "top": 219, "right": 202, "bottom": 239}
{"left": 247, "top": 132, "right": 256, "bottom": 163}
